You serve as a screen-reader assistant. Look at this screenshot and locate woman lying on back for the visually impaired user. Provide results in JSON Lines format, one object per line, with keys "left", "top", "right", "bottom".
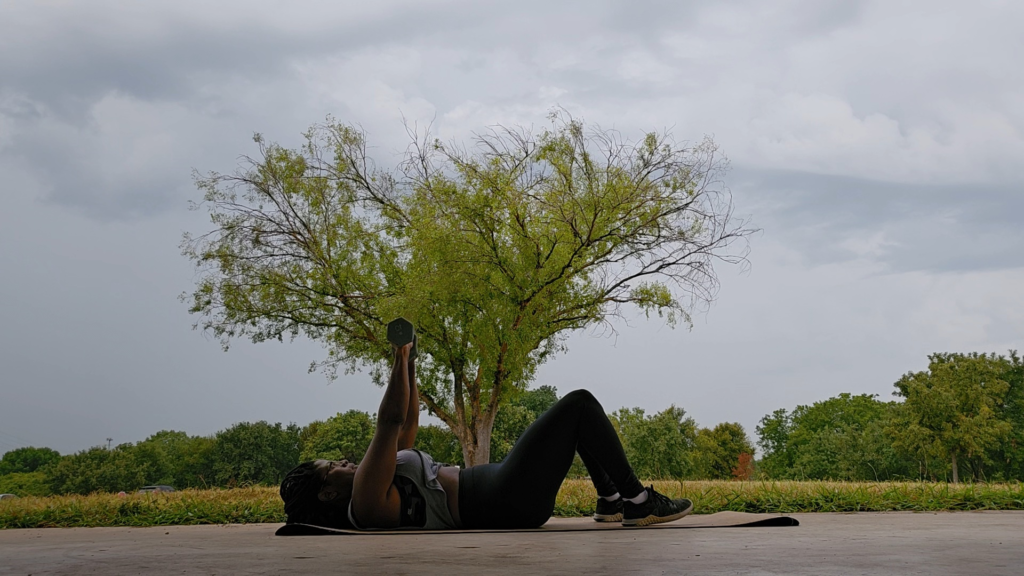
{"left": 280, "top": 341, "right": 692, "bottom": 530}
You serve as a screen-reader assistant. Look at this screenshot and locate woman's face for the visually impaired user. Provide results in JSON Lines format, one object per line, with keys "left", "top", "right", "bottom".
{"left": 315, "top": 459, "right": 358, "bottom": 503}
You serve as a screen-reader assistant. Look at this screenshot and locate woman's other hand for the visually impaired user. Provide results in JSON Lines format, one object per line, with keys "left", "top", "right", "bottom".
{"left": 393, "top": 342, "right": 412, "bottom": 361}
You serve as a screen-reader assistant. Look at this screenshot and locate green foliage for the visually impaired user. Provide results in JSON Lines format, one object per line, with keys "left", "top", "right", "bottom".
{"left": 173, "top": 436, "right": 218, "bottom": 489}
{"left": 489, "top": 403, "right": 536, "bottom": 463}
{"left": 43, "top": 432, "right": 219, "bottom": 496}
{"left": 755, "top": 408, "right": 793, "bottom": 478}
{"left": 0, "top": 446, "right": 60, "bottom": 475}
{"left": 755, "top": 351, "right": 1024, "bottom": 482}
{"left": 413, "top": 425, "right": 464, "bottom": 467}
{"left": 757, "top": 394, "right": 911, "bottom": 481}
{"left": 0, "top": 471, "right": 50, "bottom": 497}
{"left": 183, "top": 113, "right": 751, "bottom": 464}
{"left": 512, "top": 385, "right": 560, "bottom": 419}
{"left": 48, "top": 446, "right": 150, "bottom": 495}
{"left": 891, "top": 352, "right": 1013, "bottom": 482}
{"left": 691, "top": 422, "right": 754, "bottom": 479}
{"left": 134, "top": 431, "right": 217, "bottom": 489}
{"left": 212, "top": 422, "right": 300, "bottom": 486}
{"left": 299, "top": 410, "right": 375, "bottom": 462}
{"left": 35, "top": 423, "right": 295, "bottom": 495}
{"left": 490, "top": 385, "right": 560, "bottom": 462}
{"left": 990, "top": 351, "right": 1024, "bottom": 480}
{"left": 790, "top": 394, "right": 907, "bottom": 481}
{"left": 612, "top": 406, "right": 697, "bottom": 480}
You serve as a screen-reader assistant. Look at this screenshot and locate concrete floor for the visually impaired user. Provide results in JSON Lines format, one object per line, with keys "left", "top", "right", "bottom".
{"left": 1, "top": 512, "right": 1021, "bottom": 575}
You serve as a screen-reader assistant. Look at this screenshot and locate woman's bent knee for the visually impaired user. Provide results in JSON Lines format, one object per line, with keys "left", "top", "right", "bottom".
{"left": 562, "top": 389, "right": 603, "bottom": 413}
{"left": 563, "top": 389, "right": 597, "bottom": 405}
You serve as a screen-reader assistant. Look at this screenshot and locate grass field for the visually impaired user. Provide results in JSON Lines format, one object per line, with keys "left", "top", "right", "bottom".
{"left": 2, "top": 480, "right": 1023, "bottom": 529}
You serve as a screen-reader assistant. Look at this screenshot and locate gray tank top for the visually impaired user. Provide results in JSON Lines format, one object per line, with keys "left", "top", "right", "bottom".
{"left": 348, "top": 449, "right": 457, "bottom": 530}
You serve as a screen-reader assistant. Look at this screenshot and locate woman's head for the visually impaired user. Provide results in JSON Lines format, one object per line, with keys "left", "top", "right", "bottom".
{"left": 280, "top": 459, "right": 358, "bottom": 527}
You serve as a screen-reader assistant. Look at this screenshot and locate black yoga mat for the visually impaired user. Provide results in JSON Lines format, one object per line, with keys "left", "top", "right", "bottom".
{"left": 275, "top": 512, "right": 799, "bottom": 535}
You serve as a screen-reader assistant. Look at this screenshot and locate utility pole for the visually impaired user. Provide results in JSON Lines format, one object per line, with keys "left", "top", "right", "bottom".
{"left": 106, "top": 437, "right": 113, "bottom": 450}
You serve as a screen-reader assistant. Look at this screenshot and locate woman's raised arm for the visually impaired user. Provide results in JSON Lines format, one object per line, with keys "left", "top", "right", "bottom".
{"left": 351, "top": 344, "right": 411, "bottom": 528}
{"left": 397, "top": 349, "right": 419, "bottom": 450}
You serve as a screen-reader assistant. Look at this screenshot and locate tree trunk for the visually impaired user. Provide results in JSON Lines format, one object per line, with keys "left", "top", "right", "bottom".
{"left": 460, "top": 419, "right": 493, "bottom": 467}
{"left": 419, "top": 352, "right": 506, "bottom": 468}
{"left": 951, "top": 452, "right": 959, "bottom": 484}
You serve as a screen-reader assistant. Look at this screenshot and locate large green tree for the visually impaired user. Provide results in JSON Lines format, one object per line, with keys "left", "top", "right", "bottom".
{"left": 48, "top": 445, "right": 150, "bottom": 495}
{"left": 890, "top": 353, "right": 1012, "bottom": 483}
{"left": 299, "top": 410, "right": 375, "bottom": 462}
{"left": 489, "top": 385, "right": 559, "bottom": 462}
{"left": 989, "top": 351, "right": 1024, "bottom": 480}
{"left": 134, "top": 431, "right": 217, "bottom": 489}
{"left": 757, "top": 394, "right": 910, "bottom": 481}
{"left": 692, "top": 422, "right": 754, "bottom": 480}
{"left": 755, "top": 408, "right": 794, "bottom": 478}
{"left": 212, "top": 421, "right": 300, "bottom": 486}
{"left": 0, "top": 446, "right": 60, "bottom": 476}
{"left": 787, "top": 394, "right": 905, "bottom": 481}
{"left": 183, "top": 113, "right": 752, "bottom": 465}
{"left": 612, "top": 406, "right": 697, "bottom": 480}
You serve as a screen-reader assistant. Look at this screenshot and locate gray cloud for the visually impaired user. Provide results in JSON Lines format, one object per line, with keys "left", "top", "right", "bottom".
{"left": 731, "top": 168, "right": 1024, "bottom": 273}
{"left": 4, "top": 0, "right": 1020, "bottom": 219}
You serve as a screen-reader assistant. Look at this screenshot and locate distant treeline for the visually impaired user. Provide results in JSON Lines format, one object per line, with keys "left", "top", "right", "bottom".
{"left": 2, "top": 351, "right": 1020, "bottom": 497}
{"left": 0, "top": 385, "right": 754, "bottom": 497}
{"left": 758, "top": 352, "right": 1024, "bottom": 483}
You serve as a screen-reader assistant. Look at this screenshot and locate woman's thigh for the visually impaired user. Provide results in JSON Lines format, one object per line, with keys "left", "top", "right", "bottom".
{"left": 459, "top": 392, "right": 592, "bottom": 528}
{"left": 459, "top": 462, "right": 554, "bottom": 528}
{"left": 497, "top": 391, "right": 590, "bottom": 499}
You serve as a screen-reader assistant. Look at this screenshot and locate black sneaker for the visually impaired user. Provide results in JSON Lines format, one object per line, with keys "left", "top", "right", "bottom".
{"left": 593, "top": 497, "right": 623, "bottom": 522}
{"left": 622, "top": 486, "right": 693, "bottom": 527}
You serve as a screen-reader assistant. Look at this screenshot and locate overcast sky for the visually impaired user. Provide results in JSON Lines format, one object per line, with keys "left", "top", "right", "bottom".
{"left": 2, "top": 0, "right": 1022, "bottom": 456}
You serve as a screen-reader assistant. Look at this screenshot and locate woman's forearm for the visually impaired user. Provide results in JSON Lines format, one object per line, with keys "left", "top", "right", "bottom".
{"left": 397, "top": 359, "right": 419, "bottom": 449}
{"left": 377, "top": 350, "right": 410, "bottom": 427}
{"left": 406, "top": 361, "right": 419, "bottom": 428}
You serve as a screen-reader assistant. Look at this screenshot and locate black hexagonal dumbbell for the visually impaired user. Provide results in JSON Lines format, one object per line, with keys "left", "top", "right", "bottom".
{"left": 386, "top": 317, "right": 417, "bottom": 359}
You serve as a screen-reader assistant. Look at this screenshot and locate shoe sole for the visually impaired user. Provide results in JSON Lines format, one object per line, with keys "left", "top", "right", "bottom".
{"left": 593, "top": 513, "right": 623, "bottom": 522}
{"left": 622, "top": 501, "right": 694, "bottom": 527}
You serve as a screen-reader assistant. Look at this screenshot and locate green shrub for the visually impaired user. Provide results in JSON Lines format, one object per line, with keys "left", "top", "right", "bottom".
{"left": 0, "top": 472, "right": 50, "bottom": 497}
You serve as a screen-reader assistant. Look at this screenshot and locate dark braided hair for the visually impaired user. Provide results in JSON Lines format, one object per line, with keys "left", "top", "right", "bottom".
{"left": 280, "top": 461, "right": 353, "bottom": 528}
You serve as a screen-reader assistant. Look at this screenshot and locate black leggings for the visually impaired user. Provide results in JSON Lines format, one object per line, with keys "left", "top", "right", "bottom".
{"left": 458, "top": 389, "right": 644, "bottom": 529}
